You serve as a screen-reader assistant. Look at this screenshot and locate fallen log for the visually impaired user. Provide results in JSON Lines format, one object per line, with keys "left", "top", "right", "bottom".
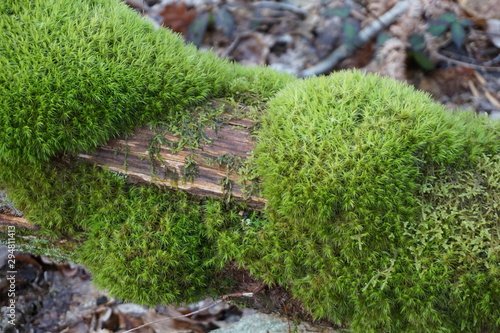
{"left": 78, "top": 116, "right": 266, "bottom": 208}
{"left": 1, "top": 0, "right": 499, "bottom": 331}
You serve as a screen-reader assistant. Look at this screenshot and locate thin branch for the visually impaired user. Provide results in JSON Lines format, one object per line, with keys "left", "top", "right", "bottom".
{"left": 252, "top": 1, "right": 308, "bottom": 18}
{"left": 433, "top": 51, "right": 500, "bottom": 72}
{"left": 122, "top": 286, "right": 264, "bottom": 333}
{"left": 301, "top": 0, "right": 410, "bottom": 77}
{"left": 123, "top": 299, "right": 224, "bottom": 333}
{"left": 222, "top": 32, "right": 254, "bottom": 59}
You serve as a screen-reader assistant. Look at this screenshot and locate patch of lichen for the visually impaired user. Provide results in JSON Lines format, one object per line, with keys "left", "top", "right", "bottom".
{"left": 233, "top": 71, "right": 499, "bottom": 332}
{"left": 0, "top": 0, "right": 293, "bottom": 165}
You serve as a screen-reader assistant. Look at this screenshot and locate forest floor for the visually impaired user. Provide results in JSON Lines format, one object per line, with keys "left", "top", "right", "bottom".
{"left": 134, "top": 0, "right": 500, "bottom": 120}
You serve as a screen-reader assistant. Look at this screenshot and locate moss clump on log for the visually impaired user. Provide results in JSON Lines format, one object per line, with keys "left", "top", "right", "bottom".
{"left": 2, "top": 160, "right": 236, "bottom": 304}
{"left": 1, "top": 0, "right": 499, "bottom": 332}
{"left": 0, "top": 0, "right": 292, "bottom": 165}
{"left": 245, "top": 72, "right": 500, "bottom": 331}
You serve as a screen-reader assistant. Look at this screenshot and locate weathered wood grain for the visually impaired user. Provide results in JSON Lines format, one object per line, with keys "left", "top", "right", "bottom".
{"left": 78, "top": 118, "right": 266, "bottom": 208}
{"left": 0, "top": 214, "right": 39, "bottom": 230}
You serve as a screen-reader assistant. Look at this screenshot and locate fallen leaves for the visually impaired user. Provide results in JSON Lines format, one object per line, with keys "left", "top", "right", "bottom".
{"left": 159, "top": 2, "right": 197, "bottom": 35}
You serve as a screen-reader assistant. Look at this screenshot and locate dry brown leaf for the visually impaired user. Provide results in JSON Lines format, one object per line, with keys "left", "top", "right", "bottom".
{"left": 364, "top": 38, "right": 407, "bottom": 81}
{"left": 458, "top": 0, "right": 500, "bottom": 20}
{"left": 486, "top": 19, "right": 500, "bottom": 48}
{"left": 117, "top": 310, "right": 154, "bottom": 333}
{"left": 227, "top": 33, "right": 273, "bottom": 66}
{"left": 159, "top": 3, "right": 197, "bottom": 35}
{"left": 418, "top": 66, "right": 476, "bottom": 97}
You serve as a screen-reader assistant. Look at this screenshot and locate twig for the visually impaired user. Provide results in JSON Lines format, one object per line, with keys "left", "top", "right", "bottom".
{"left": 122, "top": 286, "right": 264, "bottom": 333}
{"left": 433, "top": 51, "right": 500, "bottom": 72}
{"left": 252, "top": 1, "right": 308, "bottom": 18}
{"left": 283, "top": 301, "right": 291, "bottom": 333}
{"left": 222, "top": 32, "right": 254, "bottom": 59}
{"left": 301, "top": 0, "right": 410, "bottom": 77}
{"left": 122, "top": 299, "right": 224, "bottom": 333}
{"left": 125, "top": 0, "right": 150, "bottom": 13}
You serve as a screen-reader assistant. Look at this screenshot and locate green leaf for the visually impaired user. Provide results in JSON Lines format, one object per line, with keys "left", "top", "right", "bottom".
{"left": 408, "top": 50, "right": 435, "bottom": 70}
{"left": 186, "top": 11, "right": 211, "bottom": 47}
{"left": 214, "top": 6, "right": 235, "bottom": 39}
{"left": 458, "top": 19, "right": 473, "bottom": 27}
{"left": 439, "top": 12, "right": 457, "bottom": 23}
{"left": 408, "top": 34, "right": 426, "bottom": 52}
{"left": 376, "top": 32, "right": 392, "bottom": 47}
{"left": 427, "top": 22, "right": 448, "bottom": 36}
{"left": 323, "top": 6, "right": 350, "bottom": 18}
{"left": 342, "top": 18, "right": 360, "bottom": 48}
{"left": 451, "top": 21, "right": 466, "bottom": 48}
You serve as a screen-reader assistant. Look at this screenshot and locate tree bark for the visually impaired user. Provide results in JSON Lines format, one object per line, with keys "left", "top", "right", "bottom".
{"left": 0, "top": 213, "right": 39, "bottom": 230}
{"left": 0, "top": 114, "right": 265, "bottom": 230}
{"left": 78, "top": 116, "right": 266, "bottom": 209}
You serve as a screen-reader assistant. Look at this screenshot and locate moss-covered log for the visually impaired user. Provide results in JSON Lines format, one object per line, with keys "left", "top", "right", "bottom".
{"left": 1, "top": 0, "right": 499, "bottom": 332}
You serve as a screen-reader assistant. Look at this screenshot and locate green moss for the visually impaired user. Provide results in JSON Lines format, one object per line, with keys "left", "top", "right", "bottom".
{"left": 0, "top": 0, "right": 291, "bottom": 306}
{"left": 1, "top": 0, "right": 499, "bottom": 330}
{"left": 80, "top": 183, "right": 217, "bottom": 305}
{"left": 0, "top": 236, "right": 78, "bottom": 263}
{"left": 1, "top": 160, "right": 125, "bottom": 238}
{"left": 239, "top": 71, "right": 500, "bottom": 332}
{"left": 1, "top": 160, "right": 225, "bottom": 304}
{"left": 0, "top": 0, "right": 293, "bottom": 165}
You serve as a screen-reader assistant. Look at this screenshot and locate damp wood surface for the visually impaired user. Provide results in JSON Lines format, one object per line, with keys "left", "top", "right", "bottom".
{"left": 78, "top": 117, "right": 266, "bottom": 209}
{"left": 0, "top": 213, "right": 38, "bottom": 230}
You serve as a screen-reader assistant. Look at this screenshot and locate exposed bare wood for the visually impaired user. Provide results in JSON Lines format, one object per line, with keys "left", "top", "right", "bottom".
{"left": 0, "top": 214, "right": 39, "bottom": 230}
{"left": 79, "top": 118, "right": 266, "bottom": 208}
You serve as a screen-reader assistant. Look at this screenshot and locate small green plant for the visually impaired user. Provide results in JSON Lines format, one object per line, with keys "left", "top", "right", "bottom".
{"left": 211, "top": 153, "right": 245, "bottom": 201}
{"left": 408, "top": 33, "right": 436, "bottom": 70}
{"left": 183, "top": 155, "right": 199, "bottom": 182}
{"left": 428, "top": 12, "right": 473, "bottom": 48}
{"left": 323, "top": 5, "right": 360, "bottom": 49}
{"left": 187, "top": 5, "right": 235, "bottom": 46}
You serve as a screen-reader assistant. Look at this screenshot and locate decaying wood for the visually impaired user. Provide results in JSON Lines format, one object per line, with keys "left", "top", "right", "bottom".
{"left": 79, "top": 117, "right": 266, "bottom": 208}
{"left": 0, "top": 213, "right": 39, "bottom": 230}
